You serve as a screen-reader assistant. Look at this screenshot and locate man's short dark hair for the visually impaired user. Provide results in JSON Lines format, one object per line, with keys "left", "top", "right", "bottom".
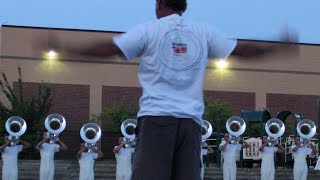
{"left": 162, "top": 0, "right": 187, "bottom": 12}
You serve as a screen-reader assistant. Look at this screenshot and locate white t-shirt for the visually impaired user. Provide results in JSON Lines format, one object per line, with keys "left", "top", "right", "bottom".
{"left": 79, "top": 152, "right": 99, "bottom": 180}
{"left": 1, "top": 145, "right": 23, "bottom": 166}
{"left": 39, "top": 143, "right": 60, "bottom": 160}
{"left": 219, "top": 142, "right": 241, "bottom": 165}
{"left": 114, "top": 147, "right": 135, "bottom": 172}
{"left": 113, "top": 14, "right": 237, "bottom": 125}
{"left": 261, "top": 146, "right": 278, "bottom": 166}
{"left": 79, "top": 152, "right": 98, "bottom": 168}
{"left": 201, "top": 148, "right": 208, "bottom": 164}
{"left": 291, "top": 145, "right": 312, "bottom": 166}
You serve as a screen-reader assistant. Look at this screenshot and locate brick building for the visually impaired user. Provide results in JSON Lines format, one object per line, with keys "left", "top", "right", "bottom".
{"left": 1, "top": 25, "right": 320, "bottom": 158}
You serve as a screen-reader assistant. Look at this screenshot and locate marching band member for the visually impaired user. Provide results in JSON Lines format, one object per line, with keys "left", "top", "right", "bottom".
{"left": 259, "top": 135, "right": 285, "bottom": 180}
{"left": 37, "top": 131, "right": 68, "bottom": 180}
{"left": 219, "top": 133, "right": 250, "bottom": 180}
{"left": 114, "top": 137, "right": 135, "bottom": 180}
{"left": 78, "top": 141, "right": 104, "bottom": 180}
{"left": 0, "top": 131, "right": 31, "bottom": 180}
{"left": 200, "top": 144, "right": 214, "bottom": 180}
{"left": 291, "top": 136, "right": 316, "bottom": 180}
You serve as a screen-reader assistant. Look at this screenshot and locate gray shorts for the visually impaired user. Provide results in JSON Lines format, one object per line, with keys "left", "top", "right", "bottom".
{"left": 132, "top": 116, "right": 202, "bottom": 180}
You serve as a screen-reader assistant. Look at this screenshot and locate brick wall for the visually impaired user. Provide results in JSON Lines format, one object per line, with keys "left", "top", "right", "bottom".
{"left": 204, "top": 90, "right": 256, "bottom": 115}
{"left": 266, "top": 93, "right": 319, "bottom": 123}
{"left": 13, "top": 82, "right": 90, "bottom": 131}
{"left": 102, "top": 86, "right": 142, "bottom": 110}
{"left": 13, "top": 82, "right": 90, "bottom": 158}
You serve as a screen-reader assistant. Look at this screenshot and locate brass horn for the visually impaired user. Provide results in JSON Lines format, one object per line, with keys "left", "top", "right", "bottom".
{"left": 265, "top": 118, "right": 285, "bottom": 146}
{"left": 120, "top": 119, "right": 137, "bottom": 147}
{"left": 80, "top": 123, "right": 101, "bottom": 153}
{"left": 201, "top": 120, "right": 212, "bottom": 146}
{"left": 5, "top": 116, "right": 27, "bottom": 146}
{"left": 226, "top": 116, "right": 246, "bottom": 144}
{"left": 297, "top": 119, "right": 316, "bottom": 147}
{"left": 44, "top": 113, "right": 66, "bottom": 143}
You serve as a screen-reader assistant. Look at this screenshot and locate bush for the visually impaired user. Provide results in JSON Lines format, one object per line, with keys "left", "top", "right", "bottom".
{"left": 90, "top": 101, "right": 138, "bottom": 132}
{"left": 203, "top": 99, "right": 233, "bottom": 134}
{"left": 0, "top": 67, "right": 53, "bottom": 159}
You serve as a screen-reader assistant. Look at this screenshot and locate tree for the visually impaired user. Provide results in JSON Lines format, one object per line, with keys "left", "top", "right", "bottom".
{"left": 0, "top": 67, "right": 53, "bottom": 158}
{"left": 90, "top": 101, "right": 138, "bottom": 132}
{"left": 203, "top": 99, "right": 233, "bottom": 135}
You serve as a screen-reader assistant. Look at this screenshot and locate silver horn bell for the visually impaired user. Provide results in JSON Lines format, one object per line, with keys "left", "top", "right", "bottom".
{"left": 120, "top": 119, "right": 137, "bottom": 147}
{"left": 297, "top": 119, "right": 316, "bottom": 147}
{"left": 201, "top": 120, "right": 212, "bottom": 147}
{"left": 45, "top": 113, "right": 66, "bottom": 143}
{"left": 226, "top": 116, "right": 246, "bottom": 144}
{"left": 5, "top": 116, "right": 27, "bottom": 146}
{"left": 80, "top": 123, "right": 101, "bottom": 153}
{"left": 265, "top": 118, "right": 285, "bottom": 146}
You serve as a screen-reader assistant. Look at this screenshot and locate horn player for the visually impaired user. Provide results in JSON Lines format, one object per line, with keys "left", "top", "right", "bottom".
{"left": 36, "top": 131, "right": 68, "bottom": 180}
{"left": 291, "top": 135, "right": 316, "bottom": 180}
{"left": 259, "top": 134, "right": 285, "bottom": 180}
{"left": 219, "top": 133, "right": 250, "bottom": 180}
{"left": 0, "top": 131, "right": 31, "bottom": 180}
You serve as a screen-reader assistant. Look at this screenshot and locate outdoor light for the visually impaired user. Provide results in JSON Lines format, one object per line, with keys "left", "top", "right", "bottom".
{"left": 47, "top": 50, "right": 57, "bottom": 60}
{"left": 217, "top": 59, "right": 227, "bottom": 69}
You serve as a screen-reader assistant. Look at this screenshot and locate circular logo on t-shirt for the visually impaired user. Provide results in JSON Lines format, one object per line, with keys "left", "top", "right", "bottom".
{"left": 159, "top": 29, "right": 203, "bottom": 71}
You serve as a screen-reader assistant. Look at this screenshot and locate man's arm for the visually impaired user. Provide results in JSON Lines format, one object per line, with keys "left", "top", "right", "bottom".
{"left": 36, "top": 138, "right": 48, "bottom": 149}
{"left": 77, "top": 144, "right": 87, "bottom": 159}
{"left": 231, "top": 40, "right": 296, "bottom": 58}
{"left": 219, "top": 141, "right": 229, "bottom": 151}
{"left": 97, "top": 147, "right": 104, "bottom": 158}
{"left": 62, "top": 39, "right": 123, "bottom": 58}
{"left": 113, "top": 142, "right": 125, "bottom": 153}
{"left": 259, "top": 141, "right": 268, "bottom": 152}
{"left": 207, "top": 146, "right": 214, "bottom": 154}
{"left": 310, "top": 143, "right": 316, "bottom": 155}
{"left": 19, "top": 139, "right": 31, "bottom": 150}
{"left": 0, "top": 142, "right": 10, "bottom": 152}
{"left": 37, "top": 34, "right": 123, "bottom": 59}
{"left": 58, "top": 139, "right": 68, "bottom": 151}
{"left": 292, "top": 144, "right": 301, "bottom": 152}
{"left": 241, "top": 140, "right": 250, "bottom": 149}
{"left": 276, "top": 143, "right": 285, "bottom": 153}
{"left": 231, "top": 29, "right": 298, "bottom": 58}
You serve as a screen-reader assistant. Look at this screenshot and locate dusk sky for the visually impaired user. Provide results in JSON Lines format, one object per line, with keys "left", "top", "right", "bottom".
{"left": 1, "top": 0, "right": 319, "bottom": 44}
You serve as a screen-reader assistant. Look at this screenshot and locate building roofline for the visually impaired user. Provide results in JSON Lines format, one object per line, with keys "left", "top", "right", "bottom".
{"left": 1, "top": 24, "right": 319, "bottom": 46}
{"left": 1, "top": 24, "right": 123, "bottom": 34}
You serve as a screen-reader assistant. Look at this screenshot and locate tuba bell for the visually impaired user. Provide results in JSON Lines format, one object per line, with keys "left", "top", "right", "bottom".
{"left": 265, "top": 118, "right": 285, "bottom": 146}
{"left": 120, "top": 119, "right": 137, "bottom": 147}
{"left": 80, "top": 123, "right": 101, "bottom": 153}
{"left": 226, "top": 116, "right": 246, "bottom": 144}
{"left": 44, "top": 113, "right": 66, "bottom": 143}
{"left": 297, "top": 119, "right": 316, "bottom": 147}
{"left": 5, "top": 116, "right": 27, "bottom": 146}
{"left": 201, "top": 120, "right": 213, "bottom": 147}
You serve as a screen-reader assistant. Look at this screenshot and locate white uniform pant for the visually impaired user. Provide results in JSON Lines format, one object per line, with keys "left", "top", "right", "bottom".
{"left": 40, "top": 160, "right": 55, "bottom": 180}
{"left": 200, "top": 163, "right": 204, "bottom": 180}
{"left": 294, "top": 166, "right": 308, "bottom": 180}
{"left": 79, "top": 169, "right": 94, "bottom": 180}
{"left": 2, "top": 165, "right": 18, "bottom": 180}
{"left": 261, "top": 167, "right": 275, "bottom": 180}
{"left": 79, "top": 162, "right": 94, "bottom": 180}
{"left": 223, "top": 160, "right": 236, "bottom": 180}
{"left": 261, "top": 157, "right": 275, "bottom": 180}
{"left": 116, "top": 171, "right": 132, "bottom": 180}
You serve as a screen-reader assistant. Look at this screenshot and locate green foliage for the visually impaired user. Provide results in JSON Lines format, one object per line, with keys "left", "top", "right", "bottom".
{"left": 90, "top": 101, "right": 138, "bottom": 132}
{"left": 0, "top": 67, "right": 53, "bottom": 159}
{"left": 203, "top": 99, "right": 233, "bottom": 134}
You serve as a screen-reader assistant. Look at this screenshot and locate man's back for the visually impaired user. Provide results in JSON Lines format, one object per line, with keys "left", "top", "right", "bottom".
{"left": 114, "top": 14, "right": 236, "bottom": 124}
